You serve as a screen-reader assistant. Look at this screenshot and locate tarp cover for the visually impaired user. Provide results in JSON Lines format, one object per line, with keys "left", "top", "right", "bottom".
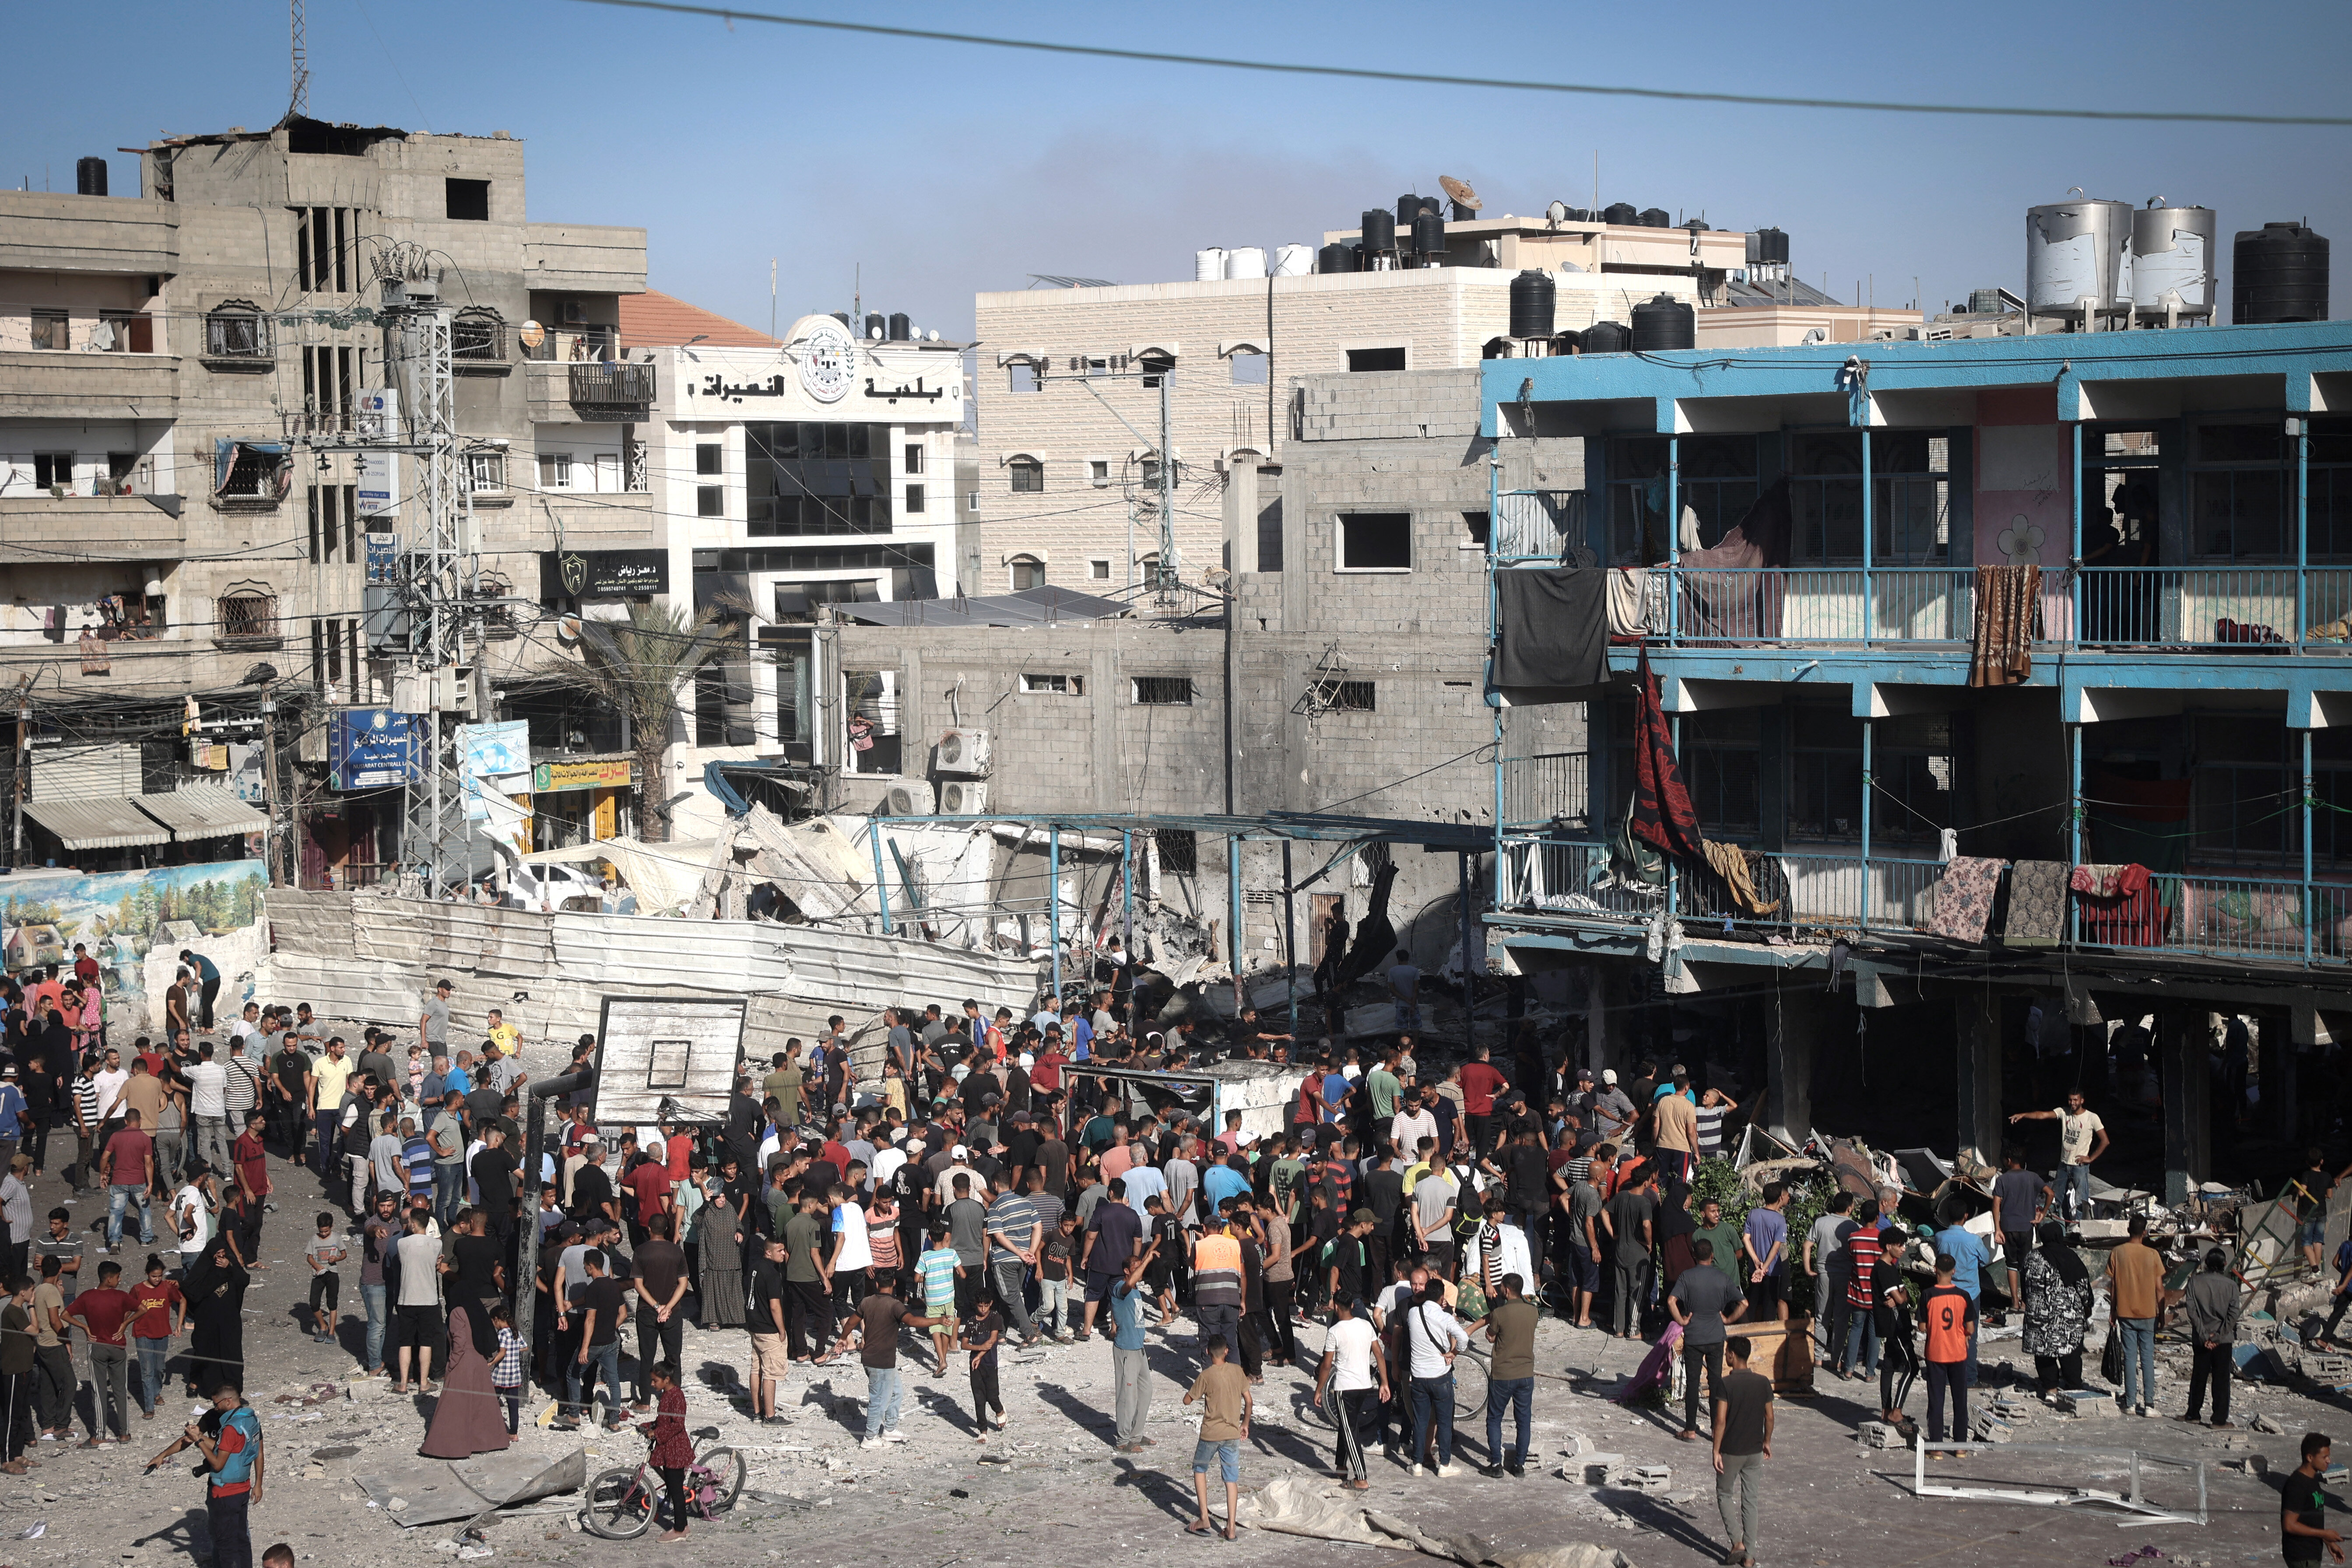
{"left": 1492, "top": 568, "right": 1608, "bottom": 694}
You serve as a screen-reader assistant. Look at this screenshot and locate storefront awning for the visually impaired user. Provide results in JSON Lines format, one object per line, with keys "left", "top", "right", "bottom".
{"left": 24, "top": 796, "right": 172, "bottom": 851}
{"left": 133, "top": 784, "right": 270, "bottom": 841}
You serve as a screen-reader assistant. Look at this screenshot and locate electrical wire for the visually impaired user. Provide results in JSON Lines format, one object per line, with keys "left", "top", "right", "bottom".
{"left": 559, "top": 0, "right": 2352, "bottom": 128}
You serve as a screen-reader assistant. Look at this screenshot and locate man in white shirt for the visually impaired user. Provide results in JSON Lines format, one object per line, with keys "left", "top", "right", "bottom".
{"left": 1390, "top": 1089, "right": 1439, "bottom": 1172}
{"left": 92, "top": 1051, "right": 131, "bottom": 1130}
{"left": 1466, "top": 1204, "right": 1534, "bottom": 1297}
{"left": 184, "top": 1041, "right": 232, "bottom": 1181}
{"left": 1400, "top": 1280, "right": 1470, "bottom": 1476}
{"left": 228, "top": 1002, "right": 262, "bottom": 1047}
{"left": 172, "top": 1170, "right": 217, "bottom": 1266}
{"left": 1312, "top": 1293, "right": 1388, "bottom": 1490}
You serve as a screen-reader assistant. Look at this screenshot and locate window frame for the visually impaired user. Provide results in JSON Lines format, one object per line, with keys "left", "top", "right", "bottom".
{"left": 465, "top": 451, "right": 507, "bottom": 495}
{"left": 903, "top": 484, "right": 925, "bottom": 514}
{"left": 1018, "top": 671, "right": 1083, "bottom": 696}
{"left": 216, "top": 591, "right": 280, "bottom": 644}
{"left": 29, "top": 310, "right": 68, "bottom": 351}
{"left": 203, "top": 301, "right": 271, "bottom": 360}
{"left": 32, "top": 452, "right": 76, "bottom": 491}
{"left": 1008, "top": 458, "right": 1044, "bottom": 494}
{"left": 1131, "top": 676, "right": 1194, "bottom": 706}
{"left": 696, "top": 442, "right": 724, "bottom": 476}
{"left": 537, "top": 450, "right": 574, "bottom": 489}
{"left": 1333, "top": 511, "right": 1414, "bottom": 573}
{"left": 1008, "top": 554, "right": 1046, "bottom": 591}
{"left": 1345, "top": 347, "right": 1408, "bottom": 373}
{"left": 697, "top": 484, "right": 726, "bottom": 518}
{"left": 1313, "top": 679, "right": 1376, "bottom": 712}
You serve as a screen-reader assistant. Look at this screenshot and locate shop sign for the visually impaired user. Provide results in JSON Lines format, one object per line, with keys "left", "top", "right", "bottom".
{"left": 329, "top": 708, "right": 423, "bottom": 790}
{"left": 531, "top": 757, "right": 633, "bottom": 792}
{"left": 539, "top": 548, "right": 670, "bottom": 599}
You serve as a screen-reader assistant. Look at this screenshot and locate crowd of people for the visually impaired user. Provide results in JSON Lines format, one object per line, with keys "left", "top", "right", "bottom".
{"left": 0, "top": 957, "right": 2341, "bottom": 1565}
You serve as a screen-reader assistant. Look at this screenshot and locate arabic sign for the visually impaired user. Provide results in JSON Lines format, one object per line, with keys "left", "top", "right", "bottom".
{"left": 532, "top": 758, "right": 632, "bottom": 792}
{"left": 458, "top": 720, "right": 532, "bottom": 821}
{"left": 328, "top": 707, "right": 424, "bottom": 790}
{"left": 356, "top": 389, "right": 400, "bottom": 516}
{"left": 365, "top": 532, "right": 400, "bottom": 584}
{"left": 681, "top": 344, "right": 962, "bottom": 419}
{"left": 538, "top": 549, "right": 670, "bottom": 600}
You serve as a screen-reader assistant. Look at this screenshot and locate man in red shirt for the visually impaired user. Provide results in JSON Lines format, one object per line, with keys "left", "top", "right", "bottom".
{"left": 70, "top": 943, "right": 101, "bottom": 988}
{"left": 66, "top": 1259, "right": 137, "bottom": 1442}
{"left": 624, "top": 1149, "right": 673, "bottom": 1249}
{"left": 231, "top": 1110, "right": 270, "bottom": 1261}
{"left": 1030, "top": 1043, "right": 1067, "bottom": 1097}
{"left": 128, "top": 1255, "right": 186, "bottom": 1417}
{"left": 1458, "top": 1045, "right": 1509, "bottom": 1158}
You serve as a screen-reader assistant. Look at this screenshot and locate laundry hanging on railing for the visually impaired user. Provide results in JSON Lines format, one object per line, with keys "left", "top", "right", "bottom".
{"left": 1491, "top": 566, "right": 1607, "bottom": 692}
{"left": 1675, "top": 478, "right": 1793, "bottom": 641}
{"left": 1605, "top": 567, "right": 1655, "bottom": 638}
{"left": 1702, "top": 838, "right": 1781, "bottom": 915}
{"left": 1629, "top": 647, "right": 1706, "bottom": 864}
{"left": 2005, "top": 859, "right": 2069, "bottom": 944}
{"left": 1927, "top": 855, "right": 2008, "bottom": 942}
{"left": 2069, "top": 863, "right": 2151, "bottom": 899}
{"left": 1969, "top": 564, "right": 2040, "bottom": 686}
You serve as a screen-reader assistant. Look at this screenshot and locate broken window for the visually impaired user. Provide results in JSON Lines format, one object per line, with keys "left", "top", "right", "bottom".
{"left": 1019, "top": 672, "right": 1081, "bottom": 695}
{"left": 204, "top": 301, "right": 270, "bottom": 359}
{"left": 293, "top": 207, "right": 352, "bottom": 293}
{"left": 445, "top": 178, "right": 491, "bottom": 221}
{"left": 466, "top": 453, "right": 507, "bottom": 495}
{"left": 452, "top": 307, "right": 505, "bottom": 362}
{"left": 1155, "top": 829, "right": 1198, "bottom": 874}
{"left": 32, "top": 453, "right": 75, "bottom": 491}
{"left": 1131, "top": 676, "right": 1193, "bottom": 706}
{"left": 1313, "top": 679, "right": 1376, "bottom": 713}
{"left": 1346, "top": 347, "right": 1406, "bottom": 372}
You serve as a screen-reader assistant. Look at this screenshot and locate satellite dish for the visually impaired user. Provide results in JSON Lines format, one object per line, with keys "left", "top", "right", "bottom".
{"left": 1439, "top": 174, "right": 1483, "bottom": 212}
{"left": 1546, "top": 200, "right": 1569, "bottom": 224}
{"left": 519, "top": 319, "right": 545, "bottom": 350}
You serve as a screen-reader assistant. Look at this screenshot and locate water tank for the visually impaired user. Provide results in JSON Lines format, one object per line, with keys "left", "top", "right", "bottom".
{"left": 1602, "top": 202, "right": 1637, "bottom": 226}
{"left": 1224, "top": 246, "right": 1267, "bottom": 280}
{"left": 887, "top": 312, "right": 912, "bottom": 341}
{"left": 1555, "top": 328, "right": 1584, "bottom": 355}
{"left": 1631, "top": 293, "right": 1696, "bottom": 351}
{"left": 75, "top": 157, "right": 106, "bottom": 196}
{"left": 1637, "top": 208, "right": 1671, "bottom": 228}
{"left": 2234, "top": 221, "right": 2330, "bottom": 324}
{"left": 1750, "top": 227, "right": 1790, "bottom": 265}
{"left": 2027, "top": 197, "right": 2135, "bottom": 316}
{"left": 2129, "top": 203, "right": 2217, "bottom": 315}
{"left": 864, "top": 312, "right": 885, "bottom": 340}
{"left": 1317, "top": 242, "right": 1356, "bottom": 275}
{"left": 830, "top": 310, "right": 852, "bottom": 327}
{"left": 1397, "top": 193, "right": 1438, "bottom": 226}
{"left": 1411, "top": 212, "right": 1446, "bottom": 262}
{"left": 1194, "top": 248, "right": 1226, "bottom": 283}
{"left": 1583, "top": 320, "right": 1631, "bottom": 354}
{"left": 1272, "top": 242, "right": 1314, "bottom": 277}
{"left": 1361, "top": 209, "right": 1397, "bottom": 255}
{"left": 1509, "top": 270, "right": 1557, "bottom": 338}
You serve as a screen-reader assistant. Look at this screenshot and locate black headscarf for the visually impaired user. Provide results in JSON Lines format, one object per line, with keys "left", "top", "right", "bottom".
{"left": 2036, "top": 1219, "right": 2089, "bottom": 1287}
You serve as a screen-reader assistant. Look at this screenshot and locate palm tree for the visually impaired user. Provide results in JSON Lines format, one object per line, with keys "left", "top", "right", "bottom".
{"left": 568, "top": 600, "right": 737, "bottom": 843}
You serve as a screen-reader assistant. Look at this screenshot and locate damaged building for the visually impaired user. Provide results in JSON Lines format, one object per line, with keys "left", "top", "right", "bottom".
{"left": 1482, "top": 290, "right": 2352, "bottom": 1204}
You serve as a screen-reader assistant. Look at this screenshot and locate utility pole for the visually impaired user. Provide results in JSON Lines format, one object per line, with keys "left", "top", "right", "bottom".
{"left": 261, "top": 696, "right": 282, "bottom": 886}
{"left": 289, "top": 0, "right": 309, "bottom": 117}
{"left": 1156, "top": 364, "right": 1177, "bottom": 591}
{"left": 10, "top": 685, "right": 28, "bottom": 862}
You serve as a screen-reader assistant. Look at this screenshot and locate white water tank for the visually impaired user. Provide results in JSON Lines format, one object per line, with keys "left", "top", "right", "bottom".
{"left": 2027, "top": 196, "right": 2135, "bottom": 316}
{"left": 2131, "top": 202, "right": 2218, "bottom": 315}
{"left": 1194, "top": 248, "right": 1226, "bottom": 283}
{"left": 1271, "top": 243, "right": 1313, "bottom": 277}
{"left": 1224, "top": 246, "right": 1267, "bottom": 280}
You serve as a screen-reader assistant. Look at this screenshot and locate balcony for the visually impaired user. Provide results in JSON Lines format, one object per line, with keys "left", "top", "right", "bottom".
{"left": 1495, "top": 833, "right": 2352, "bottom": 967}
{"left": 0, "top": 494, "right": 186, "bottom": 554}
{"left": 0, "top": 347, "right": 179, "bottom": 419}
{"left": 526, "top": 358, "right": 653, "bottom": 422}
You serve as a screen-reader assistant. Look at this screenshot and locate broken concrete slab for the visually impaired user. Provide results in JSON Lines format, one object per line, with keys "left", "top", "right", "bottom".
{"left": 354, "top": 1446, "right": 586, "bottom": 1528}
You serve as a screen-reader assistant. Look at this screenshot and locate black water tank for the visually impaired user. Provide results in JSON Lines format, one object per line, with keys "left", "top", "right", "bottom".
{"left": 1751, "top": 226, "right": 1790, "bottom": 265}
{"left": 1603, "top": 202, "right": 1637, "bottom": 226}
{"left": 1411, "top": 211, "right": 1446, "bottom": 261}
{"left": 1583, "top": 320, "right": 1631, "bottom": 354}
{"left": 830, "top": 310, "right": 851, "bottom": 327}
{"left": 1509, "top": 270, "right": 1557, "bottom": 338}
{"left": 887, "top": 312, "right": 912, "bottom": 341}
{"left": 75, "top": 157, "right": 106, "bottom": 196}
{"left": 1317, "top": 242, "right": 1355, "bottom": 274}
{"left": 1555, "top": 328, "right": 1584, "bottom": 355}
{"left": 1638, "top": 207, "right": 1671, "bottom": 228}
{"left": 1397, "top": 193, "right": 1438, "bottom": 226}
{"left": 1631, "top": 293, "right": 1696, "bottom": 351}
{"left": 1361, "top": 209, "right": 1397, "bottom": 254}
{"left": 864, "top": 312, "right": 885, "bottom": 340}
{"left": 2234, "top": 222, "right": 2330, "bottom": 324}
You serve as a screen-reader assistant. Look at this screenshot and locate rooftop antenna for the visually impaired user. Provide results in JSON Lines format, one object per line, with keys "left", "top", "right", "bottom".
{"left": 289, "top": 0, "right": 309, "bottom": 117}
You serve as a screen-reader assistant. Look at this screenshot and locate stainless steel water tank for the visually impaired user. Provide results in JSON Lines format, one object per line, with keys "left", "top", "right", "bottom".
{"left": 2027, "top": 197, "right": 2135, "bottom": 316}
{"left": 2131, "top": 202, "right": 2217, "bottom": 315}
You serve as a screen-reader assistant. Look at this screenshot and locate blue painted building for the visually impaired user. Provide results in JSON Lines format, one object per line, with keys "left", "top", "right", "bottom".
{"left": 1478, "top": 322, "right": 2352, "bottom": 1196}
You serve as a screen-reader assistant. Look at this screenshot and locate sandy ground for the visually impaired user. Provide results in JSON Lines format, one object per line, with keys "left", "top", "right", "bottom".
{"left": 7, "top": 1157, "right": 2337, "bottom": 1568}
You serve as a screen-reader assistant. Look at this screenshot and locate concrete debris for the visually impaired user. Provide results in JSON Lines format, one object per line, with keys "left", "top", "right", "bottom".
{"left": 1618, "top": 1464, "right": 1673, "bottom": 1493}
{"left": 2250, "top": 1412, "right": 2287, "bottom": 1435}
{"left": 2223, "top": 1455, "right": 2269, "bottom": 1476}
{"left": 2058, "top": 1389, "right": 2118, "bottom": 1417}
{"left": 1857, "top": 1421, "right": 1905, "bottom": 1449}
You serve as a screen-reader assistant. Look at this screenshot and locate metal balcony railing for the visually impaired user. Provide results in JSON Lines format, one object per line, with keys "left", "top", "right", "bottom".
{"left": 566, "top": 362, "right": 654, "bottom": 408}
{"left": 1499, "top": 751, "right": 1590, "bottom": 830}
{"left": 1494, "top": 832, "right": 2352, "bottom": 968}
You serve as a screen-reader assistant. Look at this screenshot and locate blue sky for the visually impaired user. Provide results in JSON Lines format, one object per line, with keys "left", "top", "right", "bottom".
{"left": 11, "top": 1, "right": 2350, "bottom": 339}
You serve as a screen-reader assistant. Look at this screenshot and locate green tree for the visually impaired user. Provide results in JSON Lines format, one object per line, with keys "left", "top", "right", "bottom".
{"left": 560, "top": 600, "right": 737, "bottom": 844}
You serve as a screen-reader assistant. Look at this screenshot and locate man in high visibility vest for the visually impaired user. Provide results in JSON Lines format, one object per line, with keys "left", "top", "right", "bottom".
{"left": 1921, "top": 1253, "right": 1978, "bottom": 1459}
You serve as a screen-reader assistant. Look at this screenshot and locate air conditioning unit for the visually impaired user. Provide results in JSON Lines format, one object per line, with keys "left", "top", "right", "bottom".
{"left": 939, "top": 779, "right": 988, "bottom": 815}
{"left": 933, "top": 727, "right": 991, "bottom": 776}
{"left": 884, "top": 779, "right": 935, "bottom": 816}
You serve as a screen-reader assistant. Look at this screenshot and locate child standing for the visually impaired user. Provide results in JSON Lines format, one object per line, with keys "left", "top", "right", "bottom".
{"left": 305, "top": 1213, "right": 347, "bottom": 1343}
{"left": 488, "top": 1301, "right": 527, "bottom": 1435}
{"left": 635, "top": 1359, "right": 696, "bottom": 1542}
{"left": 963, "top": 1295, "right": 1004, "bottom": 1437}
{"left": 915, "top": 1224, "right": 961, "bottom": 1373}
{"left": 1039, "top": 1213, "right": 1078, "bottom": 1340}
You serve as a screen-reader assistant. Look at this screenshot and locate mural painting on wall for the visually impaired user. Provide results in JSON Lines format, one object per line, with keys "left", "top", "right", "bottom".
{"left": 1, "top": 860, "right": 267, "bottom": 1030}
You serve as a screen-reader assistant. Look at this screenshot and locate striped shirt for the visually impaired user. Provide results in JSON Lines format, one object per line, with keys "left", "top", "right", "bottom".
{"left": 1190, "top": 1231, "right": 1243, "bottom": 1310}
{"left": 403, "top": 1133, "right": 435, "bottom": 1197}
{"left": 222, "top": 1056, "right": 259, "bottom": 1119}
{"left": 1843, "top": 1225, "right": 1883, "bottom": 1309}
{"left": 1694, "top": 1102, "right": 1729, "bottom": 1157}
{"left": 916, "top": 1246, "right": 959, "bottom": 1310}
{"left": 74, "top": 1075, "right": 101, "bottom": 1126}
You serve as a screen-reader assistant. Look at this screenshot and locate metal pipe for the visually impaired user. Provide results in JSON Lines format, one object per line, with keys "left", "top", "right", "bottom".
{"left": 1122, "top": 828, "right": 1134, "bottom": 954}
{"left": 1281, "top": 838, "right": 1298, "bottom": 1045}
{"left": 2071, "top": 422, "right": 2084, "bottom": 642}
{"left": 1666, "top": 433, "right": 1680, "bottom": 642}
{"left": 1860, "top": 716, "right": 1872, "bottom": 924}
{"left": 1228, "top": 833, "right": 1245, "bottom": 991}
{"left": 1860, "top": 424, "right": 1873, "bottom": 648}
{"left": 2305, "top": 727, "right": 2316, "bottom": 967}
{"left": 868, "top": 820, "right": 894, "bottom": 934}
{"left": 1050, "top": 824, "right": 1062, "bottom": 1001}
{"left": 509, "top": 1064, "right": 595, "bottom": 1374}
{"left": 2297, "top": 415, "right": 2311, "bottom": 643}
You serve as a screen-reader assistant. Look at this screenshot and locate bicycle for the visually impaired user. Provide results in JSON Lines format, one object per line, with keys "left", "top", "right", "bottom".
{"left": 580, "top": 1425, "right": 746, "bottom": 1540}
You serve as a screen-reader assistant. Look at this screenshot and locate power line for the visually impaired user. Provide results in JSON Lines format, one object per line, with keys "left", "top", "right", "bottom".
{"left": 561, "top": 0, "right": 2352, "bottom": 129}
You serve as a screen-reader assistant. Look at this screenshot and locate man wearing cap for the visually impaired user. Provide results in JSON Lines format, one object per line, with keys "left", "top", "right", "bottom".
{"left": 1593, "top": 1070, "right": 1637, "bottom": 1147}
